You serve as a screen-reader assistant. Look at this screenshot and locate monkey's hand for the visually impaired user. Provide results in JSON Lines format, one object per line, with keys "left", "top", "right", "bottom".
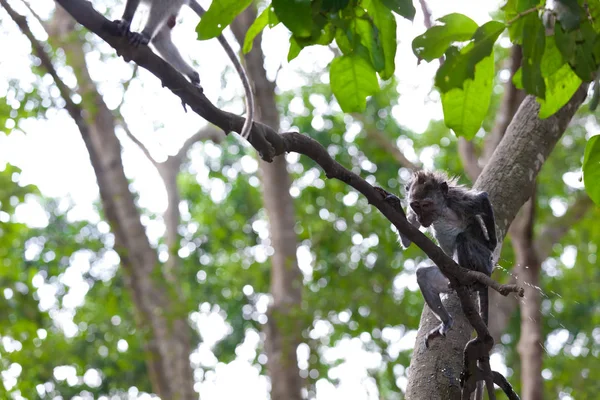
{"left": 374, "top": 187, "right": 404, "bottom": 213}
{"left": 424, "top": 317, "right": 453, "bottom": 348}
{"left": 128, "top": 31, "right": 151, "bottom": 47}
{"left": 113, "top": 19, "right": 132, "bottom": 37}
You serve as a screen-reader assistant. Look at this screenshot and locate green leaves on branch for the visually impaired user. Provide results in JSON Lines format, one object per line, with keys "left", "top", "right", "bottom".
{"left": 330, "top": 55, "right": 379, "bottom": 112}
{"left": 196, "top": 0, "right": 253, "bottom": 39}
{"left": 441, "top": 51, "right": 494, "bottom": 139}
{"left": 521, "top": 13, "right": 546, "bottom": 98}
{"left": 243, "top": 7, "right": 279, "bottom": 54}
{"left": 234, "top": 0, "right": 412, "bottom": 113}
{"left": 434, "top": 21, "right": 505, "bottom": 92}
{"left": 583, "top": 135, "right": 600, "bottom": 206}
{"left": 412, "top": 16, "right": 504, "bottom": 137}
{"left": 412, "top": 14, "right": 478, "bottom": 62}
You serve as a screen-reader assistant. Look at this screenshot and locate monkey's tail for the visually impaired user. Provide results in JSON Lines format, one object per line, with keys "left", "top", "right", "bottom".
{"left": 189, "top": 1, "right": 255, "bottom": 140}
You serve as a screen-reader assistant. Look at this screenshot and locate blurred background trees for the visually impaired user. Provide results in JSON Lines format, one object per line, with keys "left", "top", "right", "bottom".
{"left": 0, "top": 0, "right": 598, "bottom": 399}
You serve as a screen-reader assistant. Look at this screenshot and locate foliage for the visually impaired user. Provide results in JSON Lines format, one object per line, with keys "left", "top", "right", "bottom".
{"left": 198, "top": 0, "right": 600, "bottom": 203}
{"left": 199, "top": 0, "right": 413, "bottom": 113}
{"left": 2, "top": 0, "right": 600, "bottom": 398}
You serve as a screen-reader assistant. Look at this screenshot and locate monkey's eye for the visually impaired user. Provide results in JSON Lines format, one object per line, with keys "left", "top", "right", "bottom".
{"left": 410, "top": 201, "right": 420, "bottom": 210}
{"left": 421, "top": 201, "right": 432, "bottom": 210}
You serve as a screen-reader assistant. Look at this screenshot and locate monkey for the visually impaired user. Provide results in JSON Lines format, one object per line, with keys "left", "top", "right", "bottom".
{"left": 113, "top": 0, "right": 255, "bottom": 139}
{"left": 379, "top": 170, "right": 497, "bottom": 348}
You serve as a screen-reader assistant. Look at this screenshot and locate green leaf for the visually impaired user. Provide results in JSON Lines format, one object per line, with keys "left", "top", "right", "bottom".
{"left": 569, "top": 22, "right": 599, "bottom": 81}
{"left": 322, "top": 0, "right": 350, "bottom": 12}
{"left": 330, "top": 55, "right": 379, "bottom": 112}
{"left": 243, "top": 6, "right": 278, "bottom": 54}
{"left": 521, "top": 13, "right": 546, "bottom": 98}
{"left": 335, "top": 27, "right": 353, "bottom": 54}
{"left": 434, "top": 20, "right": 505, "bottom": 92}
{"left": 555, "top": 0, "right": 582, "bottom": 31}
{"left": 591, "top": 80, "right": 600, "bottom": 111}
{"left": 441, "top": 51, "right": 494, "bottom": 139}
{"left": 503, "top": 0, "right": 542, "bottom": 43}
{"left": 583, "top": 135, "right": 600, "bottom": 205}
{"left": 272, "top": 0, "right": 313, "bottom": 38}
{"left": 537, "top": 64, "right": 582, "bottom": 118}
{"left": 362, "top": 0, "right": 397, "bottom": 80}
{"left": 196, "top": 0, "right": 253, "bottom": 40}
{"left": 512, "top": 67, "right": 524, "bottom": 89}
{"left": 412, "top": 13, "right": 478, "bottom": 62}
{"left": 288, "top": 38, "right": 302, "bottom": 61}
{"left": 380, "top": 0, "right": 415, "bottom": 21}
{"left": 541, "top": 36, "right": 567, "bottom": 78}
{"left": 289, "top": 23, "right": 336, "bottom": 61}
{"left": 554, "top": 23, "right": 576, "bottom": 61}
{"left": 355, "top": 18, "right": 385, "bottom": 73}
{"left": 589, "top": 1, "right": 600, "bottom": 32}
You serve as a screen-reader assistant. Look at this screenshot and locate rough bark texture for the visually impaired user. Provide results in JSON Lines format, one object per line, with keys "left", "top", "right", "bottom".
{"left": 7, "top": 4, "right": 196, "bottom": 398}
{"left": 231, "top": 7, "right": 304, "bottom": 400}
{"left": 405, "top": 86, "right": 588, "bottom": 400}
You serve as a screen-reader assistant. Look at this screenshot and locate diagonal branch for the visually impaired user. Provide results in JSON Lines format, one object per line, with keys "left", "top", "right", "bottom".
{"left": 174, "top": 126, "right": 223, "bottom": 161}
{"left": 119, "top": 118, "right": 159, "bottom": 167}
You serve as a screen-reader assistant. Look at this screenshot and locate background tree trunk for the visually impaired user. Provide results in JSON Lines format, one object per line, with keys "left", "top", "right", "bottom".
{"left": 231, "top": 7, "right": 304, "bottom": 400}
{"left": 40, "top": 6, "right": 196, "bottom": 398}
{"left": 511, "top": 198, "right": 544, "bottom": 400}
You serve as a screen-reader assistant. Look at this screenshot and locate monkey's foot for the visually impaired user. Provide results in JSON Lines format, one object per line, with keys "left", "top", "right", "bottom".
{"left": 189, "top": 72, "right": 203, "bottom": 91}
{"left": 113, "top": 20, "right": 131, "bottom": 37}
{"left": 424, "top": 318, "right": 454, "bottom": 348}
{"left": 128, "top": 32, "right": 150, "bottom": 47}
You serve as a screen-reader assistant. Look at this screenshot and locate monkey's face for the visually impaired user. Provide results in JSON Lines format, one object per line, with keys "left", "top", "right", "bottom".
{"left": 406, "top": 173, "right": 449, "bottom": 227}
{"left": 409, "top": 198, "right": 436, "bottom": 227}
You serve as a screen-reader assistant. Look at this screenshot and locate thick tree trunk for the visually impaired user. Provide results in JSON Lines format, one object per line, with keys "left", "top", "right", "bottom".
{"left": 405, "top": 86, "right": 588, "bottom": 399}
{"left": 43, "top": 6, "right": 196, "bottom": 399}
{"left": 231, "top": 7, "right": 304, "bottom": 400}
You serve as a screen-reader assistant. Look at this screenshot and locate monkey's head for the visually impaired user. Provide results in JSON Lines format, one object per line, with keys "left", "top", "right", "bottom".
{"left": 405, "top": 171, "right": 450, "bottom": 227}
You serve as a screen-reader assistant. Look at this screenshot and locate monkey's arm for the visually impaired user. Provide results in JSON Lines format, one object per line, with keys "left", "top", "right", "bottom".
{"left": 401, "top": 208, "right": 422, "bottom": 248}
{"left": 476, "top": 192, "right": 497, "bottom": 251}
{"left": 374, "top": 187, "right": 415, "bottom": 248}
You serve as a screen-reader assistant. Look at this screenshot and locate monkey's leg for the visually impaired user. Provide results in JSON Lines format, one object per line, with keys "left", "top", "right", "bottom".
{"left": 151, "top": 26, "right": 201, "bottom": 86}
{"left": 114, "top": 0, "right": 141, "bottom": 36}
{"left": 416, "top": 265, "right": 453, "bottom": 348}
{"left": 152, "top": 25, "right": 200, "bottom": 87}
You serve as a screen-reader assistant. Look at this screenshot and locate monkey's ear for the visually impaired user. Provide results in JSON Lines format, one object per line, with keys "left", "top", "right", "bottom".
{"left": 441, "top": 182, "right": 448, "bottom": 194}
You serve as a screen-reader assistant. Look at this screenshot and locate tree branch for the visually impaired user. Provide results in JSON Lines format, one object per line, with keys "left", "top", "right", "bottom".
{"left": 55, "top": 0, "right": 277, "bottom": 159}
{"left": 174, "top": 126, "right": 223, "bottom": 161}
{"left": 119, "top": 118, "right": 159, "bottom": 167}
{"left": 363, "top": 123, "right": 421, "bottom": 170}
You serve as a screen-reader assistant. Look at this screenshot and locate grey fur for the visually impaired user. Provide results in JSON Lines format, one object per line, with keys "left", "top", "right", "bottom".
{"left": 389, "top": 170, "right": 497, "bottom": 348}
{"left": 114, "top": 0, "right": 255, "bottom": 139}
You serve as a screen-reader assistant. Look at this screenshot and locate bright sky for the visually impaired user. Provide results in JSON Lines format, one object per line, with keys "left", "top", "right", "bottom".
{"left": 0, "top": 0, "right": 540, "bottom": 398}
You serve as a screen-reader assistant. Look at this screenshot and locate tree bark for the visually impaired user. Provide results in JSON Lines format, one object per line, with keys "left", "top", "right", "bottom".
{"left": 26, "top": 5, "right": 196, "bottom": 398}
{"left": 405, "top": 86, "right": 588, "bottom": 400}
{"left": 231, "top": 7, "right": 304, "bottom": 400}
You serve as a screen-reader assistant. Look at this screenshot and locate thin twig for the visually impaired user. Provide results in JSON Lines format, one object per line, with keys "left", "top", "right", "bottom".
{"left": 506, "top": 5, "right": 545, "bottom": 26}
